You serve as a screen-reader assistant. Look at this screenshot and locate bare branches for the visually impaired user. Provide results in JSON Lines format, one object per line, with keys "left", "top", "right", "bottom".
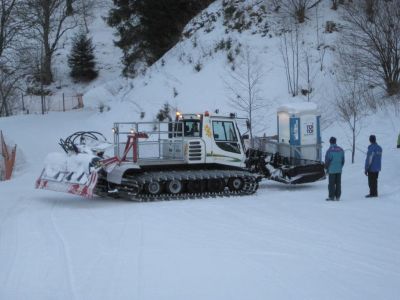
{"left": 0, "top": 59, "right": 25, "bottom": 116}
{"left": 278, "top": 0, "right": 322, "bottom": 23}
{"left": 224, "top": 46, "right": 267, "bottom": 141}
{"left": 0, "top": 0, "right": 27, "bottom": 116}
{"left": 0, "top": 0, "right": 22, "bottom": 58}
{"left": 335, "top": 47, "right": 370, "bottom": 163}
{"left": 342, "top": 0, "right": 400, "bottom": 96}
{"left": 20, "top": 0, "right": 79, "bottom": 85}
{"left": 280, "top": 24, "right": 300, "bottom": 97}
{"left": 77, "top": 0, "right": 97, "bottom": 33}
{"left": 0, "top": 0, "right": 102, "bottom": 116}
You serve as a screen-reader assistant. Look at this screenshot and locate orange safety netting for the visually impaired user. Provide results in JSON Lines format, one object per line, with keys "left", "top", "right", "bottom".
{"left": 0, "top": 130, "right": 17, "bottom": 180}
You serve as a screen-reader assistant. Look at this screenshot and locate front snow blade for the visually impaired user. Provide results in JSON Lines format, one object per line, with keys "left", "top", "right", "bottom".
{"left": 284, "top": 163, "right": 326, "bottom": 184}
{"left": 36, "top": 168, "right": 99, "bottom": 197}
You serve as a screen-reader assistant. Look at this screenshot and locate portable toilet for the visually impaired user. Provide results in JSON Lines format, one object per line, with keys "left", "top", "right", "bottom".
{"left": 277, "top": 102, "right": 321, "bottom": 161}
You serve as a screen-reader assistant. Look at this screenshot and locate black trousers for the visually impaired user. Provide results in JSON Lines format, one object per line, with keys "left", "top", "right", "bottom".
{"left": 368, "top": 172, "right": 379, "bottom": 196}
{"left": 328, "top": 173, "right": 341, "bottom": 199}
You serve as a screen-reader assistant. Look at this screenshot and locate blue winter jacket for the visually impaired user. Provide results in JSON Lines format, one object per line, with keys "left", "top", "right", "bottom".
{"left": 365, "top": 143, "right": 382, "bottom": 172}
{"left": 325, "top": 144, "right": 345, "bottom": 174}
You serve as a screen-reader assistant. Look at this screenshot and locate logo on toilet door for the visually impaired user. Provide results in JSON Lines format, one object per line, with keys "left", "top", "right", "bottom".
{"left": 305, "top": 123, "right": 314, "bottom": 135}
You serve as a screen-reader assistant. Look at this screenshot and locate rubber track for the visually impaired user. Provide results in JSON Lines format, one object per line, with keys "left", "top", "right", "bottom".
{"left": 98, "top": 169, "right": 259, "bottom": 202}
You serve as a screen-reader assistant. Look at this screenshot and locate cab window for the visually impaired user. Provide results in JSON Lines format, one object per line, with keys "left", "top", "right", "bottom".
{"left": 212, "top": 121, "right": 240, "bottom": 154}
{"left": 184, "top": 120, "right": 201, "bottom": 137}
{"left": 212, "top": 121, "right": 238, "bottom": 141}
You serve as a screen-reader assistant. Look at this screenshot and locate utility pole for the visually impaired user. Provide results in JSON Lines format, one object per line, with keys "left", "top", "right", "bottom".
{"left": 40, "top": 46, "right": 45, "bottom": 115}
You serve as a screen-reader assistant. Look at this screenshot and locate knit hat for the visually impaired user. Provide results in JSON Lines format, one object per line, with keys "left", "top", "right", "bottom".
{"left": 329, "top": 136, "right": 336, "bottom": 144}
{"left": 369, "top": 135, "right": 376, "bottom": 143}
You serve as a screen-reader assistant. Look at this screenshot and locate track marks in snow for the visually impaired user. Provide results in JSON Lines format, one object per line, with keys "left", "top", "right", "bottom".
{"left": 0, "top": 198, "right": 22, "bottom": 294}
{"left": 50, "top": 198, "right": 78, "bottom": 299}
{"left": 135, "top": 214, "right": 144, "bottom": 300}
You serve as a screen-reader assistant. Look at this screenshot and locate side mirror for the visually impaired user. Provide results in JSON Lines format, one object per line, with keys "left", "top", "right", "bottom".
{"left": 242, "top": 134, "right": 249, "bottom": 140}
{"left": 214, "top": 134, "right": 219, "bottom": 139}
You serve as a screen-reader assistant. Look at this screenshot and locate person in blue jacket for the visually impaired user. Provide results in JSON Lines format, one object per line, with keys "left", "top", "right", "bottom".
{"left": 325, "top": 137, "right": 345, "bottom": 201}
{"left": 365, "top": 135, "right": 382, "bottom": 197}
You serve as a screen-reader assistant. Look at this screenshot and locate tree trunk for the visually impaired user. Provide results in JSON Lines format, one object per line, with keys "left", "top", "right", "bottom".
{"left": 352, "top": 129, "right": 355, "bottom": 163}
{"left": 385, "top": 79, "right": 400, "bottom": 96}
{"left": 41, "top": 2, "right": 53, "bottom": 86}
{"left": 296, "top": 7, "right": 306, "bottom": 23}
{"left": 365, "top": 0, "right": 374, "bottom": 22}
{"left": 331, "top": 0, "right": 338, "bottom": 10}
{"left": 0, "top": 98, "right": 10, "bottom": 116}
{"left": 42, "top": 51, "right": 53, "bottom": 85}
{"left": 66, "top": 0, "right": 74, "bottom": 16}
{"left": 352, "top": 116, "right": 356, "bottom": 163}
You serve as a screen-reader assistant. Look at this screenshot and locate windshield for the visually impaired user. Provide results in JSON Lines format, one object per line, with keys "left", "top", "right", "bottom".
{"left": 184, "top": 120, "right": 201, "bottom": 137}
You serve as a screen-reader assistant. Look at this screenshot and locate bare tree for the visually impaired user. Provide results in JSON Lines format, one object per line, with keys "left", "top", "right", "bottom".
{"left": 0, "top": 62, "right": 21, "bottom": 116}
{"left": 0, "top": 0, "right": 24, "bottom": 58}
{"left": 279, "top": 0, "right": 322, "bottom": 23}
{"left": 301, "top": 49, "right": 318, "bottom": 101}
{"left": 224, "top": 47, "right": 266, "bottom": 142}
{"left": 0, "top": 0, "right": 27, "bottom": 116}
{"left": 335, "top": 48, "right": 370, "bottom": 163}
{"left": 343, "top": 0, "right": 400, "bottom": 96}
{"left": 20, "top": 0, "right": 79, "bottom": 85}
{"left": 315, "top": 3, "right": 327, "bottom": 71}
{"left": 77, "top": 0, "right": 97, "bottom": 33}
{"left": 280, "top": 24, "right": 300, "bottom": 97}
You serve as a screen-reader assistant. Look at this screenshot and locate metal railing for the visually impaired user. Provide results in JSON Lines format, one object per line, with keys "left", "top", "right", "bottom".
{"left": 252, "top": 136, "right": 323, "bottom": 165}
{"left": 113, "top": 121, "right": 186, "bottom": 162}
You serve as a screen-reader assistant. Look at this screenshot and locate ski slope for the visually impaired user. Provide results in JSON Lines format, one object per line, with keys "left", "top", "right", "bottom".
{"left": 0, "top": 108, "right": 399, "bottom": 300}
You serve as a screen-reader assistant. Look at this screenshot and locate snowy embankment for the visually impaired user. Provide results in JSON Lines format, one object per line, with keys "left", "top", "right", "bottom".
{"left": 0, "top": 107, "right": 399, "bottom": 300}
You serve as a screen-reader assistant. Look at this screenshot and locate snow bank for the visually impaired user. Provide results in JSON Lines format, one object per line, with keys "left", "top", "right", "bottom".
{"left": 278, "top": 102, "right": 319, "bottom": 115}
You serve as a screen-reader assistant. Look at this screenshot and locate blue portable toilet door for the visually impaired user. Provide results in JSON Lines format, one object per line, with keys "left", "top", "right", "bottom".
{"left": 316, "top": 115, "right": 322, "bottom": 161}
{"left": 290, "top": 117, "right": 301, "bottom": 159}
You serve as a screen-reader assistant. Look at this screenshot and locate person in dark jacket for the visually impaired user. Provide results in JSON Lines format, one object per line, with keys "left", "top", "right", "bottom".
{"left": 325, "top": 137, "right": 345, "bottom": 201}
{"left": 365, "top": 135, "right": 382, "bottom": 197}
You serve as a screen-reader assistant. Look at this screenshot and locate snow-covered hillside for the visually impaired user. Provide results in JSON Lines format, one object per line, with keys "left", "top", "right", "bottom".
{"left": 77, "top": 0, "right": 340, "bottom": 130}
{"left": 1, "top": 0, "right": 400, "bottom": 299}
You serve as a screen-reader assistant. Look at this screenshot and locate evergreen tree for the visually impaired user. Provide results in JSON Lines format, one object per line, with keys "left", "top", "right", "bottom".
{"left": 68, "top": 33, "right": 98, "bottom": 82}
{"left": 156, "top": 103, "right": 173, "bottom": 121}
{"left": 107, "top": 0, "right": 214, "bottom": 77}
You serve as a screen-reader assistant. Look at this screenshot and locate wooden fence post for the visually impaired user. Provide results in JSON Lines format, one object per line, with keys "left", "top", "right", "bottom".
{"left": 22, "top": 93, "right": 25, "bottom": 112}
{"left": 77, "top": 93, "right": 84, "bottom": 108}
{"left": 0, "top": 131, "right": 17, "bottom": 181}
{"left": 41, "top": 94, "right": 45, "bottom": 114}
{"left": 62, "top": 93, "right": 65, "bottom": 112}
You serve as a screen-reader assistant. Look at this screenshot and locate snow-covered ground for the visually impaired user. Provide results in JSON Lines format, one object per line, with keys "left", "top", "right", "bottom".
{"left": 0, "top": 107, "right": 399, "bottom": 300}
{"left": 1, "top": 0, "right": 400, "bottom": 299}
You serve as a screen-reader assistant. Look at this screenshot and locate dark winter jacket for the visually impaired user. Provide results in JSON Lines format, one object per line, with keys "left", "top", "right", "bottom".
{"left": 365, "top": 143, "right": 382, "bottom": 173}
{"left": 325, "top": 144, "right": 345, "bottom": 174}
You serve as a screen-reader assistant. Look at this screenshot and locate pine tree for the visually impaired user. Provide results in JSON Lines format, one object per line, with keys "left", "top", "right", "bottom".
{"left": 156, "top": 103, "right": 173, "bottom": 121}
{"left": 107, "top": 0, "right": 214, "bottom": 77}
{"left": 68, "top": 33, "right": 98, "bottom": 82}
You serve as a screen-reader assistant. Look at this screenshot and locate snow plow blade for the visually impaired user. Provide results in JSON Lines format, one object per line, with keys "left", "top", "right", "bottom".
{"left": 271, "top": 163, "right": 326, "bottom": 184}
{"left": 36, "top": 168, "right": 98, "bottom": 197}
{"left": 246, "top": 149, "right": 326, "bottom": 184}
